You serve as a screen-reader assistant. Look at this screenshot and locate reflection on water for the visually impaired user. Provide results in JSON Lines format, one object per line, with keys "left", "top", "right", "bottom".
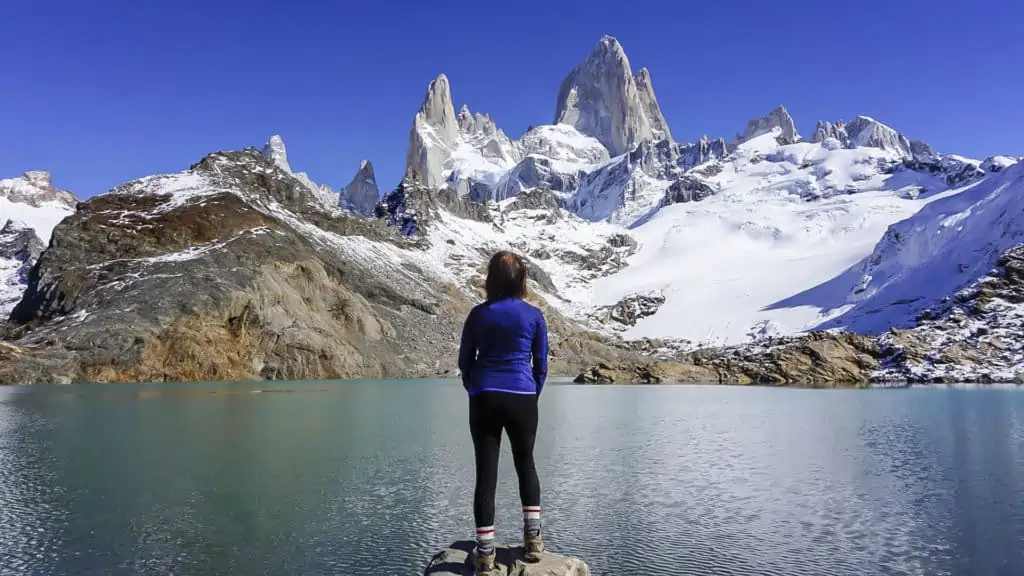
{"left": 1, "top": 382, "right": 1022, "bottom": 575}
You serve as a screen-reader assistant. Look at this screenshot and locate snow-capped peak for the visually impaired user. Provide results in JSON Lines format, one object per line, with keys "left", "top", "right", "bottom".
{"left": 844, "top": 115, "right": 914, "bottom": 158}
{"left": 261, "top": 135, "right": 290, "bottom": 172}
{"left": 405, "top": 74, "right": 461, "bottom": 189}
{"left": 738, "top": 105, "right": 800, "bottom": 145}
{"left": 554, "top": 35, "right": 654, "bottom": 156}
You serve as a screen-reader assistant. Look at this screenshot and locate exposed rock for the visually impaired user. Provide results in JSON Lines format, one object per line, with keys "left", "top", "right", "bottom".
{"left": 339, "top": 160, "right": 380, "bottom": 216}
{"left": 661, "top": 175, "right": 717, "bottom": 205}
{"left": 493, "top": 155, "right": 582, "bottom": 201}
{"left": 811, "top": 120, "right": 848, "bottom": 144}
{"left": 376, "top": 171, "right": 491, "bottom": 236}
{"left": 576, "top": 331, "right": 883, "bottom": 385}
{"left": 503, "top": 188, "right": 566, "bottom": 213}
{"left": 0, "top": 170, "right": 78, "bottom": 210}
{"left": 844, "top": 116, "right": 913, "bottom": 158}
{"left": 981, "top": 155, "right": 1018, "bottom": 173}
{"left": 554, "top": 35, "right": 653, "bottom": 156}
{"left": 738, "top": 105, "right": 801, "bottom": 145}
{"left": 406, "top": 74, "right": 460, "bottom": 188}
{"left": 592, "top": 291, "right": 665, "bottom": 327}
{"left": 423, "top": 540, "right": 588, "bottom": 576}
{"left": 0, "top": 221, "right": 46, "bottom": 316}
{"left": 678, "top": 136, "right": 731, "bottom": 171}
{"left": 634, "top": 67, "right": 672, "bottom": 141}
{"left": 873, "top": 244, "right": 1024, "bottom": 383}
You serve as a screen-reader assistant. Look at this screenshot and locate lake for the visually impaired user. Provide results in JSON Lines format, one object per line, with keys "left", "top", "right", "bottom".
{"left": 1, "top": 381, "right": 1022, "bottom": 575}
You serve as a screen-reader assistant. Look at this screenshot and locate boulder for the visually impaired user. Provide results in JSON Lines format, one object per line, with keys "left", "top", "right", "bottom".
{"left": 423, "top": 541, "right": 588, "bottom": 576}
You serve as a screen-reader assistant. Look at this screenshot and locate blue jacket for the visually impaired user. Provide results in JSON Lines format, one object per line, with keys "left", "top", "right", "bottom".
{"left": 458, "top": 298, "right": 549, "bottom": 396}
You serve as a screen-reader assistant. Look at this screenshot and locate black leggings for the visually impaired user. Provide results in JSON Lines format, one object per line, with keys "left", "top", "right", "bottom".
{"left": 469, "top": 391, "right": 541, "bottom": 527}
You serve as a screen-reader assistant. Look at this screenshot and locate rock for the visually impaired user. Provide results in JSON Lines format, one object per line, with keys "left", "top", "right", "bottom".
{"left": 554, "top": 35, "right": 653, "bottom": 156}
{"left": 844, "top": 116, "right": 914, "bottom": 158}
{"left": 633, "top": 67, "right": 672, "bottom": 142}
{"left": 811, "top": 120, "right": 848, "bottom": 144}
{"left": 423, "top": 541, "right": 588, "bottom": 576}
{"left": 406, "top": 74, "right": 461, "bottom": 188}
{"left": 738, "top": 105, "right": 800, "bottom": 145}
{"left": 339, "top": 159, "right": 380, "bottom": 216}
{"left": 661, "top": 175, "right": 717, "bottom": 205}
{"left": 493, "top": 156, "right": 581, "bottom": 202}
{"left": 593, "top": 291, "right": 665, "bottom": 326}
{"left": 0, "top": 170, "right": 78, "bottom": 212}
{"left": 981, "top": 155, "right": 1018, "bottom": 173}
{"left": 0, "top": 221, "right": 47, "bottom": 316}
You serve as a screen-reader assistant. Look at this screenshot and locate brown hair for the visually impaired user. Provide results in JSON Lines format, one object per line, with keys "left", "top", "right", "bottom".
{"left": 485, "top": 250, "right": 528, "bottom": 301}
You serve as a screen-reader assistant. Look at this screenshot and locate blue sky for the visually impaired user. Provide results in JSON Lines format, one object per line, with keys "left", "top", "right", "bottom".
{"left": 2, "top": 0, "right": 1022, "bottom": 198}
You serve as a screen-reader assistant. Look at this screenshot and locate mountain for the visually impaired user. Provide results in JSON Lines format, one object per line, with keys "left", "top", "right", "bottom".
{"left": 1, "top": 34, "right": 1021, "bottom": 385}
{"left": 553, "top": 35, "right": 654, "bottom": 156}
{"left": 0, "top": 171, "right": 78, "bottom": 316}
{"left": 737, "top": 105, "right": 800, "bottom": 144}
{"left": 339, "top": 160, "right": 380, "bottom": 216}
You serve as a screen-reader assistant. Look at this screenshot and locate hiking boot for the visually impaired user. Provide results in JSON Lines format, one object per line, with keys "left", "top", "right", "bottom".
{"left": 523, "top": 532, "right": 544, "bottom": 563}
{"left": 473, "top": 547, "right": 499, "bottom": 576}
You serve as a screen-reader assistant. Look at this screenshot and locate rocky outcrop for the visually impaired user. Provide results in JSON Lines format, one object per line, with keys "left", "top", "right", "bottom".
{"left": 634, "top": 67, "right": 672, "bottom": 142}
{"left": 592, "top": 291, "right": 665, "bottom": 327}
{"left": 492, "top": 156, "right": 582, "bottom": 201}
{"left": 0, "top": 170, "right": 78, "bottom": 210}
{"left": 843, "top": 116, "right": 913, "bottom": 158}
{"left": 554, "top": 35, "right": 653, "bottom": 156}
{"left": 575, "top": 331, "right": 883, "bottom": 385}
{"left": 678, "top": 136, "right": 730, "bottom": 170}
{"left": 661, "top": 175, "right": 718, "bottom": 205}
{"left": 406, "top": 74, "right": 461, "bottom": 188}
{"left": 339, "top": 160, "right": 380, "bottom": 216}
{"left": 738, "top": 106, "right": 800, "bottom": 145}
{"left": 874, "top": 244, "right": 1024, "bottom": 383}
{"left": 981, "top": 155, "right": 1018, "bottom": 173}
{"left": 0, "top": 221, "right": 46, "bottom": 315}
{"left": 811, "top": 120, "right": 848, "bottom": 144}
{"left": 423, "top": 541, "right": 588, "bottom": 576}
{"left": 376, "top": 171, "right": 492, "bottom": 237}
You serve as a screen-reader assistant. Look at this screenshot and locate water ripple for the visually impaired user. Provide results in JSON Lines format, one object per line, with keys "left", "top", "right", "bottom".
{"left": 0, "top": 383, "right": 1021, "bottom": 575}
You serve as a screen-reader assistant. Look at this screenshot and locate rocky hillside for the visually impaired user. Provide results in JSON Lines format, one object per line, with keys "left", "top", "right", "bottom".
{"left": 0, "top": 149, "right": 649, "bottom": 384}
{"left": 1, "top": 34, "right": 1021, "bottom": 385}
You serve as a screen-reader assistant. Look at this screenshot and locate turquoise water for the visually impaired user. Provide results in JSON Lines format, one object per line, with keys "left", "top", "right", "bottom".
{"left": 1, "top": 380, "right": 1022, "bottom": 575}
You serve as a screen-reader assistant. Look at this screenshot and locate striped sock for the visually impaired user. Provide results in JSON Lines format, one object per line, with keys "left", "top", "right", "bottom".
{"left": 475, "top": 526, "right": 495, "bottom": 555}
{"left": 523, "top": 506, "right": 541, "bottom": 536}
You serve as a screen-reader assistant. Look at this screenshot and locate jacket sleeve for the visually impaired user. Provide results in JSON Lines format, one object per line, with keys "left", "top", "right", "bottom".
{"left": 458, "top": 308, "right": 477, "bottom": 391}
{"left": 531, "top": 311, "right": 549, "bottom": 396}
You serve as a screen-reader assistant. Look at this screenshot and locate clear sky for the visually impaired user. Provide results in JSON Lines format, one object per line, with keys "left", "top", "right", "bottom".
{"left": 3, "top": 0, "right": 1022, "bottom": 199}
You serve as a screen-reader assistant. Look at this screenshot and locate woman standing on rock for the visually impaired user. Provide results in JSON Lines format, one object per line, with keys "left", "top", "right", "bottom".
{"left": 458, "top": 250, "right": 549, "bottom": 575}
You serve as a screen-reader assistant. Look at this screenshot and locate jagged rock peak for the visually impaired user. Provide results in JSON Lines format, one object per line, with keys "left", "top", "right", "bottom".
{"left": 261, "top": 135, "right": 291, "bottom": 172}
{"left": 811, "top": 120, "right": 848, "bottom": 144}
{"left": 417, "top": 73, "right": 459, "bottom": 144}
{"left": 739, "top": 105, "right": 800, "bottom": 144}
{"left": 339, "top": 159, "right": 380, "bottom": 216}
{"left": 405, "top": 74, "right": 461, "bottom": 189}
{"left": 23, "top": 170, "right": 52, "bottom": 188}
{"left": 554, "top": 35, "right": 653, "bottom": 156}
{"left": 845, "top": 116, "right": 913, "bottom": 158}
{"left": 634, "top": 67, "right": 672, "bottom": 142}
{"left": 0, "top": 170, "right": 78, "bottom": 209}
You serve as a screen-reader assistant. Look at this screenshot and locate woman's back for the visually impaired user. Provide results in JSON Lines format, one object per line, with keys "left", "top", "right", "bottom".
{"left": 459, "top": 297, "right": 548, "bottom": 396}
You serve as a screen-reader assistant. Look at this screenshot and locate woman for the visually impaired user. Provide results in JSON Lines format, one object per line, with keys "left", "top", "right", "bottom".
{"left": 458, "top": 250, "right": 549, "bottom": 574}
